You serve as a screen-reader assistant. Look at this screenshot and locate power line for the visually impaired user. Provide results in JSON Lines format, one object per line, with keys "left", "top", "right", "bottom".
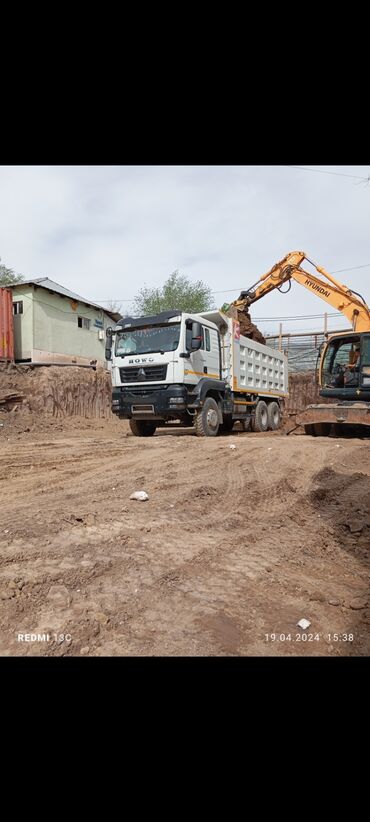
{"left": 210, "top": 263, "right": 370, "bottom": 293}
{"left": 255, "top": 317, "right": 341, "bottom": 323}
{"left": 94, "top": 262, "right": 370, "bottom": 304}
{"left": 288, "top": 165, "right": 370, "bottom": 181}
{"left": 331, "top": 263, "right": 370, "bottom": 274}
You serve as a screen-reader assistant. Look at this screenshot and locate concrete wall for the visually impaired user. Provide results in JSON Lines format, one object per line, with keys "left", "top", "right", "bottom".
{"left": 12, "top": 286, "right": 34, "bottom": 360}
{"left": 13, "top": 286, "right": 114, "bottom": 365}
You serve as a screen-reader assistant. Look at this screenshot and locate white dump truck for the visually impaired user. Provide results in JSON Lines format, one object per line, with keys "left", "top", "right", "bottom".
{"left": 105, "top": 309, "right": 288, "bottom": 436}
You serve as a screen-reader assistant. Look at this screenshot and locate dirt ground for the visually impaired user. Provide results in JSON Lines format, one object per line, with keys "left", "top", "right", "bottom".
{"left": 1, "top": 414, "right": 369, "bottom": 657}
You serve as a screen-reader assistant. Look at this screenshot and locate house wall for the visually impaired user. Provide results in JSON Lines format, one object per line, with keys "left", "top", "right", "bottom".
{"left": 13, "top": 286, "right": 114, "bottom": 365}
{"left": 32, "top": 288, "right": 112, "bottom": 364}
{"left": 12, "top": 286, "right": 34, "bottom": 360}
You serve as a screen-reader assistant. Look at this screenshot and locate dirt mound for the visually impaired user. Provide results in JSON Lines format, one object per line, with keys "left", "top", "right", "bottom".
{"left": 0, "top": 361, "right": 113, "bottom": 422}
{"left": 311, "top": 467, "right": 370, "bottom": 557}
{"left": 282, "top": 372, "right": 338, "bottom": 431}
{"left": 286, "top": 372, "right": 322, "bottom": 415}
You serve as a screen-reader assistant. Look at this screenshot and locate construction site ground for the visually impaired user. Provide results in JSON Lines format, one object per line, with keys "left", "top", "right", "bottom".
{"left": 1, "top": 415, "right": 369, "bottom": 657}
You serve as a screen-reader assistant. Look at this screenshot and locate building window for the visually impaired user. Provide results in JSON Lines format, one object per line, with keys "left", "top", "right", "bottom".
{"left": 78, "top": 316, "right": 91, "bottom": 329}
{"left": 13, "top": 301, "right": 23, "bottom": 315}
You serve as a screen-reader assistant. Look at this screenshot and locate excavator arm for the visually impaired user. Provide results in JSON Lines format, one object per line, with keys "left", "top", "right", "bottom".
{"left": 233, "top": 251, "right": 370, "bottom": 333}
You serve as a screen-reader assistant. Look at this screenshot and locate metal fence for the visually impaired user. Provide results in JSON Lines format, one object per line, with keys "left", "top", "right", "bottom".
{"left": 264, "top": 328, "right": 349, "bottom": 373}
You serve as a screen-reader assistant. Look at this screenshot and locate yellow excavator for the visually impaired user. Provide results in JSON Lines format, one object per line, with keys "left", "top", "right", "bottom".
{"left": 231, "top": 251, "right": 370, "bottom": 435}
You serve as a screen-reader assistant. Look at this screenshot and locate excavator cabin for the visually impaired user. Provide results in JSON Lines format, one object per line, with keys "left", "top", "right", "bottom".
{"left": 319, "top": 332, "right": 370, "bottom": 398}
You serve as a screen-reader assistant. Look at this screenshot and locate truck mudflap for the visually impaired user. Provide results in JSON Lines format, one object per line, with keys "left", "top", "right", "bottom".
{"left": 297, "top": 402, "right": 370, "bottom": 427}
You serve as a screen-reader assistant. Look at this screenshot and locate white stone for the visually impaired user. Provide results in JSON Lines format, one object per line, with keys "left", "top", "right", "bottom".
{"left": 130, "top": 491, "right": 149, "bottom": 501}
{"left": 297, "top": 618, "right": 311, "bottom": 630}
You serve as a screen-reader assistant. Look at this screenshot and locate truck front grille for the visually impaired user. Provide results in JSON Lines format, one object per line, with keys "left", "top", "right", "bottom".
{"left": 120, "top": 365, "right": 168, "bottom": 383}
{"left": 122, "top": 387, "right": 163, "bottom": 396}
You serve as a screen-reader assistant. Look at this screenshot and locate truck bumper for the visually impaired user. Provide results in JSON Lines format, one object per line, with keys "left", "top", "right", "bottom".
{"left": 112, "top": 385, "right": 192, "bottom": 419}
{"left": 297, "top": 402, "right": 370, "bottom": 427}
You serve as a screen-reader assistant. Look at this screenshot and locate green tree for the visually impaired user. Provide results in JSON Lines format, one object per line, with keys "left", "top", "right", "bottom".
{"left": 0, "top": 257, "right": 24, "bottom": 286}
{"left": 133, "top": 270, "right": 214, "bottom": 316}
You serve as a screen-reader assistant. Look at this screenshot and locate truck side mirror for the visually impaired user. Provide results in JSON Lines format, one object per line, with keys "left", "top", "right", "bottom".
{"left": 105, "top": 327, "right": 113, "bottom": 360}
{"left": 191, "top": 321, "right": 203, "bottom": 351}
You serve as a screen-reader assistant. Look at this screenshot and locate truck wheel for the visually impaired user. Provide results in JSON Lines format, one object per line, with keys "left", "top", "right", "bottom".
{"left": 251, "top": 401, "right": 268, "bottom": 432}
{"left": 194, "top": 397, "right": 220, "bottom": 437}
{"left": 129, "top": 419, "right": 157, "bottom": 437}
{"left": 267, "top": 401, "right": 281, "bottom": 430}
{"left": 219, "top": 415, "right": 234, "bottom": 434}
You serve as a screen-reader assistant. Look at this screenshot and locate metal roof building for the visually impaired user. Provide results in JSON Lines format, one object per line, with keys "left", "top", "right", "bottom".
{"left": 10, "top": 278, "right": 121, "bottom": 365}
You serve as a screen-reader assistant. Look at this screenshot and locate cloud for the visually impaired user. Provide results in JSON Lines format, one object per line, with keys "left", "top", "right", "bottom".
{"left": 0, "top": 165, "right": 369, "bottom": 334}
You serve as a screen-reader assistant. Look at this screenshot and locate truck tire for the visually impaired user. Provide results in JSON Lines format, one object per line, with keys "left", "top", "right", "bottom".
{"left": 194, "top": 397, "right": 220, "bottom": 437}
{"left": 129, "top": 419, "right": 157, "bottom": 437}
{"left": 267, "top": 401, "right": 281, "bottom": 430}
{"left": 251, "top": 401, "right": 268, "bottom": 432}
{"left": 219, "top": 415, "right": 234, "bottom": 434}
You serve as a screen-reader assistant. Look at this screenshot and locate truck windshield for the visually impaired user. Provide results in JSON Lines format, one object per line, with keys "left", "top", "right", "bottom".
{"left": 115, "top": 324, "right": 181, "bottom": 356}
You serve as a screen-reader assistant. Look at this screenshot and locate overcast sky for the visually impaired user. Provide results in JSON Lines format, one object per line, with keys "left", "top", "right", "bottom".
{"left": 0, "top": 165, "right": 369, "bottom": 336}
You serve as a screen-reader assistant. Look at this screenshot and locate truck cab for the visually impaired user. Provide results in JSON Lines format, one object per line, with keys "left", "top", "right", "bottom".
{"left": 106, "top": 310, "right": 226, "bottom": 434}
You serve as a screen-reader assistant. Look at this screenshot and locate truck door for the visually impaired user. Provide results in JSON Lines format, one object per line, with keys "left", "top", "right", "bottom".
{"left": 184, "top": 322, "right": 207, "bottom": 385}
{"left": 206, "top": 327, "right": 221, "bottom": 380}
{"left": 185, "top": 324, "right": 220, "bottom": 384}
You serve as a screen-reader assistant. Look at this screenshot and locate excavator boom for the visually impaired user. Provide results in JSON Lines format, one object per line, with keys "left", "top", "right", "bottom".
{"left": 234, "top": 251, "right": 370, "bottom": 333}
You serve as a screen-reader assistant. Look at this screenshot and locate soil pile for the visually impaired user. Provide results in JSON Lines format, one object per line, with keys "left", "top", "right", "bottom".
{"left": 311, "top": 467, "right": 370, "bottom": 556}
{"left": 237, "top": 309, "right": 266, "bottom": 344}
{"left": 0, "top": 362, "right": 113, "bottom": 422}
{"left": 226, "top": 305, "right": 266, "bottom": 344}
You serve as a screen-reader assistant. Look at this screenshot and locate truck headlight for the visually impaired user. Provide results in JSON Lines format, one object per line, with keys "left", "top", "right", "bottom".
{"left": 169, "top": 397, "right": 185, "bottom": 404}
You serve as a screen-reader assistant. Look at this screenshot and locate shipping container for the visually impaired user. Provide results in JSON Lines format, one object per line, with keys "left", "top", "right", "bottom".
{"left": 0, "top": 288, "right": 15, "bottom": 361}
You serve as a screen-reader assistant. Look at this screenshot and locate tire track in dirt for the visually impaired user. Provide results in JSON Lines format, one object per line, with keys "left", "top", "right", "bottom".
{"left": 2, "top": 428, "right": 369, "bottom": 656}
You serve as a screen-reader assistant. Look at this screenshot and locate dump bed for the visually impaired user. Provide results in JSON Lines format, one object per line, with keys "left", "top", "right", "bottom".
{"left": 226, "top": 322, "right": 287, "bottom": 396}
{"left": 199, "top": 311, "right": 288, "bottom": 397}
